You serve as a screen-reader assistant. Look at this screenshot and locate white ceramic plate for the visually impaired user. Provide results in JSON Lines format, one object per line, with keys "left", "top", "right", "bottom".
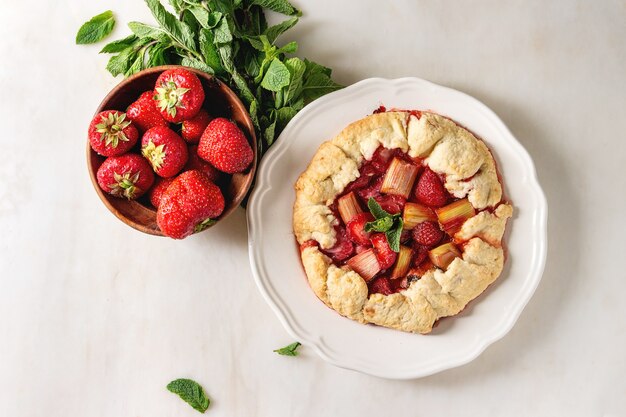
{"left": 247, "top": 77, "right": 547, "bottom": 379}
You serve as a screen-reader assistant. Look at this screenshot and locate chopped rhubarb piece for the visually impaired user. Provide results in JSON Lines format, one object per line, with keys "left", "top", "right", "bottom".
{"left": 346, "top": 212, "right": 375, "bottom": 246}
{"left": 337, "top": 192, "right": 363, "bottom": 224}
{"left": 435, "top": 198, "right": 476, "bottom": 235}
{"left": 390, "top": 245, "right": 412, "bottom": 279}
{"left": 320, "top": 227, "right": 354, "bottom": 262}
{"left": 347, "top": 249, "right": 381, "bottom": 281}
{"left": 371, "top": 233, "right": 397, "bottom": 269}
{"left": 428, "top": 242, "right": 461, "bottom": 270}
{"left": 380, "top": 158, "right": 419, "bottom": 198}
{"left": 369, "top": 276, "right": 393, "bottom": 295}
{"left": 402, "top": 202, "right": 437, "bottom": 230}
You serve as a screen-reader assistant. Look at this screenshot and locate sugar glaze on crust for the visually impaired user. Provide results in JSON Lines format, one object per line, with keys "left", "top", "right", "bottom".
{"left": 293, "top": 111, "right": 513, "bottom": 334}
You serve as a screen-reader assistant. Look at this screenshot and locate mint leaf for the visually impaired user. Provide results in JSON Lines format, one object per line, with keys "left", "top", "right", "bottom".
{"left": 181, "top": 57, "right": 215, "bottom": 74}
{"left": 145, "top": 0, "right": 196, "bottom": 52}
{"left": 128, "top": 21, "right": 163, "bottom": 39}
{"left": 265, "top": 16, "right": 298, "bottom": 43}
{"left": 283, "top": 57, "right": 305, "bottom": 103}
{"left": 187, "top": 6, "right": 210, "bottom": 28}
{"left": 364, "top": 216, "right": 394, "bottom": 233}
{"left": 274, "top": 342, "right": 301, "bottom": 356}
{"left": 385, "top": 218, "right": 403, "bottom": 252}
{"left": 167, "top": 378, "right": 210, "bottom": 413}
{"left": 251, "top": 0, "right": 300, "bottom": 16}
{"left": 278, "top": 41, "right": 298, "bottom": 54}
{"left": 100, "top": 35, "right": 138, "bottom": 53}
{"left": 367, "top": 198, "right": 390, "bottom": 219}
{"left": 76, "top": 10, "right": 115, "bottom": 44}
{"left": 105, "top": 46, "right": 136, "bottom": 76}
{"left": 199, "top": 29, "right": 223, "bottom": 73}
{"left": 301, "top": 71, "right": 343, "bottom": 102}
{"left": 261, "top": 58, "right": 290, "bottom": 92}
{"left": 214, "top": 16, "right": 233, "bottom": 44}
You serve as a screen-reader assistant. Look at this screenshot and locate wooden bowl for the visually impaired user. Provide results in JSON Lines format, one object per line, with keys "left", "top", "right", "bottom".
{"left": 87, "top": 65, "right": 257, "bottom": 236}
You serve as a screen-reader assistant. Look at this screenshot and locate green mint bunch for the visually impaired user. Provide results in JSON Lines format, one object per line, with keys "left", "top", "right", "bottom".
{"left": 77, "top": 0, "right": 343, "bottom": 158}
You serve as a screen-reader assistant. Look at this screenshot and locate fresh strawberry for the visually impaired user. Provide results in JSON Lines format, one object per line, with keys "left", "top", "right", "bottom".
{"left": 346, "top": 212, "right": 374, "bottom": 246}
{"left": 198, "top": 118, "right": 253, "bottom": 173}
{"left": 181, "top": 110, "right": 212, "bottom": 143}
{"left": 185, "top": 145, "right": 220, "bottom": 182}
{"left": 148, "top": 177, "right": 175, "bottom": 208}
{"left": 141, "top": 126, "right": 188, "bottom": 178}
{"left": 154, "top": 68, "right": 205, "bottom": 123}
{"left": 88, "top": 110, "right": 138, "bottom": 157}
{"left": 126, "top": 91, "right": 168, "bottom": 133}
{"left": 157, "top": 170, "right": 225, "bottom": 239}
{"left": 320, "top": 227, "right": 354, "bottom": 262}
{"left": 369, "top": 276, "right": 393, "bottom": 295}
{"left": 96, "top": 154, "right": 154, "bottom": 200}
{"left": 414, "top": 167, "right": 449, "bottom": 207}
{"left": 374, "top": 194, "right": 406, "bottom": 215}
{"left": 412, "top": 221, "right": 444, "bottom": 247}
{"left": 370, "top": 233, "right": 397, "bottom": 269}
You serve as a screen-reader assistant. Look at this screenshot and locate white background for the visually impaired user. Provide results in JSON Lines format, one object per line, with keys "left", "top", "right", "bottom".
{"left": 1, "top": 1, "right": 625, "bottom": 416}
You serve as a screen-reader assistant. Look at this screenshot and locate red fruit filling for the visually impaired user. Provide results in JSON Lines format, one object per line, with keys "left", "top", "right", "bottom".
{"left": 317, "top": 142, "right": 495, "bottom": 296}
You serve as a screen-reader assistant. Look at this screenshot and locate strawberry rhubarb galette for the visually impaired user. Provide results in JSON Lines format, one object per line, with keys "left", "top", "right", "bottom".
{"left": 293, "top": 110, "right": 513, "bottom": 334}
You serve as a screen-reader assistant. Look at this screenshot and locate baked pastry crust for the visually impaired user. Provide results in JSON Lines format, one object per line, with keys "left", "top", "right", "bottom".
{"left": 293, "top": 111, "right": 512, "bottom": 333}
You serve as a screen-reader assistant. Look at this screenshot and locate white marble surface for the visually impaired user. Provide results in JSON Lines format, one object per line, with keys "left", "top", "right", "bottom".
{"left": 0, "top": 0, "right": 624, "bottom": 416}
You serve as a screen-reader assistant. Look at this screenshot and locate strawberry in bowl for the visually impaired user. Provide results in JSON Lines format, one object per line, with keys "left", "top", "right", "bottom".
{"left": 86, "top": 65, "right": 257, "bottom": 237}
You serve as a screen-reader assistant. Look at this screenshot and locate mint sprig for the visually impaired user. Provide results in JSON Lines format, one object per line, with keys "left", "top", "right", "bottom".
{"left": 274, "top": 341, "right": 301, "bottom": 356}
{"left": 167, "top": 378, "right": 210, "bottom": 413}
{"left": 364, "top": 198, "right": 403, "bottom": 252}
{"left": 77, "top": 0, "right": 342, "bottom": 158}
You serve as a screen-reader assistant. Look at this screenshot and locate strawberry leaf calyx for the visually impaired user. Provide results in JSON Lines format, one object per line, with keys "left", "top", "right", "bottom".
{"left": 155, "top": 78, "right": 190, "bottom": 118}
{"left": 110, "top": 171, "right": 141, "bottom": 199}
{"left": 194, "top": 217, "right": 216, "bottom": 233}
{"left": 142, "top": 140, "right": 166, "bottom": 171}
{"left": 95, "top": 112, "right": 131, "bottom": 148}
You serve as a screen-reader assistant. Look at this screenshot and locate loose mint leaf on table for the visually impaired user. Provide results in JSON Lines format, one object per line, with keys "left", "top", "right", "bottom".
{"left": 274, "top": 342, "right": 302, "bottom": 356}
{"left": 167, "top": 378, "right": 210, "bottom": 413}
{"left": 76, "top": 10, "right": 116, "bottom": 44}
